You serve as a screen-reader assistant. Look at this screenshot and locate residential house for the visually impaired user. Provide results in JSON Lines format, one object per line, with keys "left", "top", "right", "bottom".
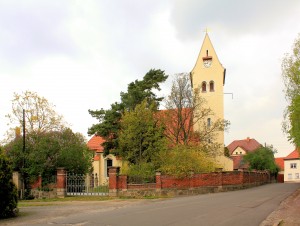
{"left": 284, "top": 149, "right": 300, "bottom": 183}
{"left": 227, "top": 137, "right": 262, "bottom": 170}
{"left": 87, "top": 135, "right": 123, "bottom": 185}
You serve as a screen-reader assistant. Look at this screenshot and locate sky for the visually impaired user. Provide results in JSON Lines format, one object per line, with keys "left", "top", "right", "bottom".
{"left": 1, "top": 0, "right": 300, "bottom": 157}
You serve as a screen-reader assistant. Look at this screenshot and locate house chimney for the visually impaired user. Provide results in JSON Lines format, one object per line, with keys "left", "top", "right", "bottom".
{"left": 246, "top": 137, "right": 250, "bottom": 142}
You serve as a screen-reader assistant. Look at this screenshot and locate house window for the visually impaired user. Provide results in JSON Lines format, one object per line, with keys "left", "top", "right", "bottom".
{"left": 106, "top": 158, "right": 113, "bottom": 177}
{"left": 240, "top": 152, "right": 242, "bottom": 155}
{"left": 235, "top": 152, "right": 238, "bottom": 155}
{"left": 209, "top": 81, "right": 214, "bottom": 92}
{"left": 296, "top": 173, "right": 299, "bottom": 179}
{"left": 288, "top": 173, "right": 292, "bottom": 179}
{"left": 202, "top": 82, "right": 207, "bottom": 92}
{"left": 290, "top": 163, "right": 297, "bottom": 169}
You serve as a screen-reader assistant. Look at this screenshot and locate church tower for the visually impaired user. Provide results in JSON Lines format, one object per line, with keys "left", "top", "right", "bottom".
{"left": 190, "top": 32, "right": 226, "bottom": 151}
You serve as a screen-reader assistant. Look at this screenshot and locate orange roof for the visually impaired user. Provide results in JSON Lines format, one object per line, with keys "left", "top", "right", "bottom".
{"left": 275, "top": 157, "right": 284, "bottom": 171}
{"left": 87, "top": 135, "right": 105, "bottom": 152}
{"left": 227, "top": 137, "right": 261, "bottom": 155}
{"left": 284, "top": 149, "right": 299, "bottom": 160}
{"left": 230, "top": 155, "right": 249, "bottom": 170}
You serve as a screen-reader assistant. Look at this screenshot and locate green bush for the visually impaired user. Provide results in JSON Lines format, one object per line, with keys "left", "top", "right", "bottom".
{"left": 158, "top": 145, "right": 216, "bottom": 178}
{"left": 0, "top": 147, "right": 18, "bottom": 218}
{"left": 123, "top": 162, "right": 156, "bottom": 184}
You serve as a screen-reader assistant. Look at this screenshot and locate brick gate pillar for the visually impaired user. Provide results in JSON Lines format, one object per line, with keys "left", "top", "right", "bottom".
{"left": 108, "top": 166, "right": 119, "bottom": 197}
{"left": 56, "top": 167, "right": 66, "bottom": 198}
{"left": 155, "top": 171, "right": 162, "bottom": 195}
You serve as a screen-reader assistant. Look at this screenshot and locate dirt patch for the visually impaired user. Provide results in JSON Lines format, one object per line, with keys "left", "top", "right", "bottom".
{"left": 260, "top": 188, "right": 300, "bottom": 226}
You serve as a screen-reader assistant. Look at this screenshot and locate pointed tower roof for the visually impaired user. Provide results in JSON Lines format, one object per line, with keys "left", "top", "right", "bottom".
{"left": 191, "top": 32, "right": 226, "bottom": 85}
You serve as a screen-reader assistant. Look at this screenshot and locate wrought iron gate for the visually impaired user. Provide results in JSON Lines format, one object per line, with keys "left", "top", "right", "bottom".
{"left": 66, "top": 173, "right": 109, "bottom": 196}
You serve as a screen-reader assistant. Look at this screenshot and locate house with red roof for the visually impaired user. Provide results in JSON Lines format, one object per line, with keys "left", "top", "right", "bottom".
{"left": 87, "top": 135, "right": 123, "bottom": 185}
{"left": 283, "top": 149, "right": 300, "bottom": 183}
{"left": 227, "top": 137, "right": 262, "bottom": 170}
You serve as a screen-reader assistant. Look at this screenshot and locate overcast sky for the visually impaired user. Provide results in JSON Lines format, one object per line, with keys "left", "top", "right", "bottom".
{"left": 1, "top": 0, "right": 300, "bottom": 157}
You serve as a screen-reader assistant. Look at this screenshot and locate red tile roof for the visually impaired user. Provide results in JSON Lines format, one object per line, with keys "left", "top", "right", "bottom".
{"left": 87, "top": 135, "right": 105, "bottom": 153}
{"left": 284, "top": 149, "right": 299, "bottom": 160}
{"left": 230, "top": 155, "right": 249, "bottom": 170}
{"left": 227, "top": 137, "right": 262, "bottom": 155}
{"left": 275, "top": 157, "right": 284, "bottom": 171}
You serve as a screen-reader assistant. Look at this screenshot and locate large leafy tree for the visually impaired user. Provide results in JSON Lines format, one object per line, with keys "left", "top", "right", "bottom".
{"left": 0, "top": 147, "right": 18, "bottom": 218}
{"left": 161, "top": 73, "right": 230, "bottom": 149}
{"left": 117, "top": 100, "right": 166, "bottom": 166}
{"left": 88, "top": 69, "right": 168, "bottom": 155}
{"left": 243, "top": 146, "right": 279, "bottom": 173}
{"left": 282, "top": 34, "right": 300, "bottom": 147}
{"left": 5, "top": 128, "right": 92, "bottom": 184}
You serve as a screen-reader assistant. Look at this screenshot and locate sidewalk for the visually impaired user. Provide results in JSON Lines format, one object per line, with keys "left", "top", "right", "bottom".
{"left": 260, "top": 188, "right": 300, "bottom": 226}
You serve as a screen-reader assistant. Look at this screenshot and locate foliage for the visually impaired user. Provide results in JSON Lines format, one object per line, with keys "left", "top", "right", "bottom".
{"left": 158, "top": 145, "right": 216, "bottom": 178}
{"left": 120, "top": 69, "right": 168, "bottom": 111}
{"left": 282, "top": 34, "right": 300, "bottom": 147}
{"left": 243, "top": 146, "right": 279, "bottom": 173}
{"left": 88, "top": 69, "right": 168, "bottom": 155}
{"left": 117, "top": 100, "right": 167, "bottom": 166}
{"left": 0, "top": 147, "right": 18, "bottom": 218}
{"left": 5, "top": 128, "right": 92, "bottom": 184}
{"left": 286, "top": 95, "right": 300, "bottom": 147}
{"left": 4, "top": 91, "right": 66, "bottom": 142}
{"left": 224, "top": 146, "right": 230, "bottom": 157}
{"left": 123, "top": 162, "right": 156, "bottom": 184}
{"left": 162, "top": 73, "right": 230, "bottom": 148}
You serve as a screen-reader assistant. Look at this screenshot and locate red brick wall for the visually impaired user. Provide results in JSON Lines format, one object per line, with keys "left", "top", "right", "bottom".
{"left": 110, "top": 170, "right": 270, "bottom": 192}
{"left": 117, "top": 175, "right": 128, "bottom": 189}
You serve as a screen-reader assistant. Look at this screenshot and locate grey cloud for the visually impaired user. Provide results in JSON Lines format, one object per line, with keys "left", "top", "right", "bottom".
{"left": 0, "top": 1, "right": 76, "bottom": 66}
{"left": 170, "top": 0, "right": 300, "bottom": 41}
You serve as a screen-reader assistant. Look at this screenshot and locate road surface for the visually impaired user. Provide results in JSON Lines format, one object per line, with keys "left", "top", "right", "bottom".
{"left": 2, "top": 183, "right": 299, "bottom": 226}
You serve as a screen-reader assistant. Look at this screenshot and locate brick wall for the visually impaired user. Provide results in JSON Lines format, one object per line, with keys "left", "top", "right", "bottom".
{"left": 109, "top": 169, "right": 270, "bottom": 197}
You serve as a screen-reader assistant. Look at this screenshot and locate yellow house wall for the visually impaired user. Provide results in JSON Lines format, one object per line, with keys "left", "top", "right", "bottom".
{"left": 215, "top": 155, "right": 233, "bottom": 171}
{"left": 231, "top": 147, "right": 246, "bottom": 156}
{"left": 284, "top": 159, "right": 300, "bottom": 182}
{"left": 93, "top": 153, "right": 123, "bottom": 185}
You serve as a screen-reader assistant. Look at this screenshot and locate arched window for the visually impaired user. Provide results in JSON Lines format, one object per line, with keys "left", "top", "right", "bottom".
{"left": 202, "top": 81, "right": 207, "bottom": 92}
{"left": 209, "top": 81, "right": 214, "bottom": 92}
{"left": 106, "top": 158, "right": 113, "bottom": 177}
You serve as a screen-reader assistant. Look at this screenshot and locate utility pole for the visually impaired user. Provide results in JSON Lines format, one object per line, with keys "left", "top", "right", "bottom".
{"left": 22, "top": 109, "right": 25, "bottom": 199}
{"left": 23, "top": 109, "right": 25, "bottom": 154}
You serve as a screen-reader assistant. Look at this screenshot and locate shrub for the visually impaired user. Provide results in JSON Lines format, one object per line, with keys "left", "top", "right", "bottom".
{"left": 158, "top": 145, "right": 216, "bottom": 178}
{"left": 123, "top": 162, "right": 156, "bottom": 184}
{"left": 0, "top": 147, "right": 18, "bottom": 218}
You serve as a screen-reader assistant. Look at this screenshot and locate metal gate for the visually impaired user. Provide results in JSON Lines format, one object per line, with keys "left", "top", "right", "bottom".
{"left": 66, "top": 173, "right": 109, "bottom": 196}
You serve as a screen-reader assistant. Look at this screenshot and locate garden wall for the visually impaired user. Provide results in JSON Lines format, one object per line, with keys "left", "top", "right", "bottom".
{"left": 108, "top": 167, "right": 270, "bottom": 197}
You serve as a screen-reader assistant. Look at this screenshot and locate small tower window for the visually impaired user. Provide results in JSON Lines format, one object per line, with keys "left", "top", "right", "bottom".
{"left": 209, "top": 81, "right": 214, "bottom": 92}
{"left": 202, "top": 82, "right": 207, "bottom": 92}
{"left": 207, "top": 118, "right": 211, "bottom": 128}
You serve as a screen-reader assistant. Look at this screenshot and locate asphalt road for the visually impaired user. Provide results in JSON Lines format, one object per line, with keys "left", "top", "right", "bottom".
{"left": 2, "top": 183, "right": 299, "bottom": 226}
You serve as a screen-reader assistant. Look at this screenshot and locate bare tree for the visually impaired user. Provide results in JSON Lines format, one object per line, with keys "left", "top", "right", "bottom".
{"left": 4, "top": 91, "right": 66, "bottom": 141}
{"left": 161, "top": 73, "right": 229, "bottom": 149}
